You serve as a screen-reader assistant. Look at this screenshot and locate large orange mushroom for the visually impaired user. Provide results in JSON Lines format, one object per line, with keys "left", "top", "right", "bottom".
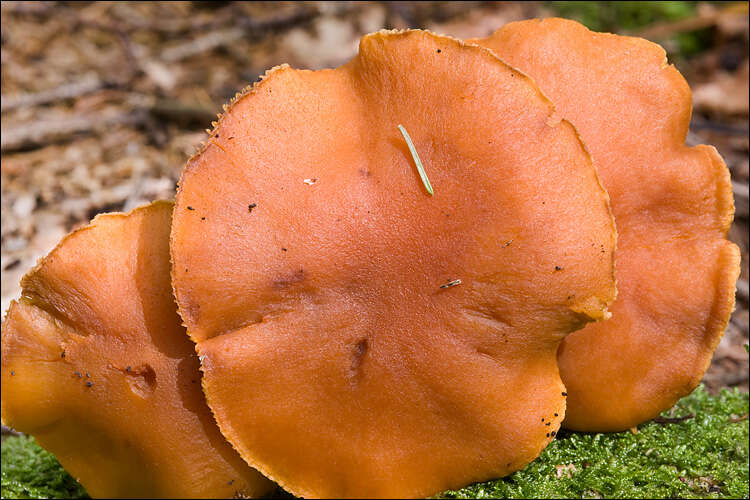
{"left": 470, "top": 18, "right": 741, "bottom": 431}
{"left": 171, "top": 30, "right": 617, "bottom": 498}
{"left": 0, "top": 201, "right": 273, "bottom": 498}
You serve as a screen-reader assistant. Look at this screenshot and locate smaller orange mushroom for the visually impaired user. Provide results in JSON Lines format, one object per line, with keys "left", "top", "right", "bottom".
{"left": 470, "top": 18, "right": 741, "bottom": 431}
{"left": 0, "top": 201, "right": 273, "bottom": 498}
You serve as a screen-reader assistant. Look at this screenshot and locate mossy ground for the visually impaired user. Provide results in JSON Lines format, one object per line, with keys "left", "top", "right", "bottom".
{"left": 1, "top": 387, "right": 747, "bottom": 499}
{"left": 440, "top": 387, "right": 749, "bottom": 499}
{"left": 546, "top": 1, "right": 714, "bottom": 57}
{"left": 0, "top": 435, "right": 86, "bottom": 499}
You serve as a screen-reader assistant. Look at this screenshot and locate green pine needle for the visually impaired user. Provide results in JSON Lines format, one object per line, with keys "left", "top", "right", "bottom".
{"left": 398, "top": 125, "right": 434, "bottom": 196}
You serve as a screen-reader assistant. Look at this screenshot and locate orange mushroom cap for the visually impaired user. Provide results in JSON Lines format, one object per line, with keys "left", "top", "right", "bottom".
{"left": 0, "top": 201, "right": 273, "bottom": 498}
{"left": 171, "top": 30, "right": 616, "bottom": 498}
{"left": 470, "top": 18, "right": 741, "bottom": 432}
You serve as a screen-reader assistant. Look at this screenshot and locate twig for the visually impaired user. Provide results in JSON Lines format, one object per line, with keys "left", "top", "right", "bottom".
{"left": 715, "top": 372, "right": 750, "bottom": 386}
{"left": 440, "top": 279, "right": 462, "bottom": 289}
{"left": 109, "top": 2, "right": 236, "bottom": 34}
{"left": 732, "top": 181, "right": 749, "bottom": 219}
{"left": 384, "top": 1, "right": 417, "bottom": 27}
{"left": 734, "top": 181, "right": 750, "bottom": 201}
{"left": 635, "top": 15, "right": 718, "bottom": 40}
{"left": 161, "top": 8, "right": 317, "bottom": 63}
{"left": 68, "top": 17, "right": 140, "bottom": 84}
{"left": 161, "top": 28, "right": 245, "bottom": 63}
{"left": 1, "top": 94, "right": 219, "bottom": 152}
{"left": 690, "top": 120, "right": 749, "bottom": 136}
{"left": 1, "top": 75, "right": 108, "bottom": 113}
{"left": 634, "top": 3, "right": 748, "bottom": 40}
{"left": 1, "top": 111, "right": 147, "bottom": 153}
{"left": 653, "top": 413, "right": 694, "bottom": 424}
{"left": 736, "top": 279, "right": 749, "bottom": 305}
{"left": 149, "top": 99, "right": 218, "bottom": 126}
{"left": 235, "top": 7, "right": 318, "bottom": 33}
{"left": 0, "top": 1, "right": 55, "bottom": 17}
{"left": 1, "top": 425, "right": 22, "bottom": 437}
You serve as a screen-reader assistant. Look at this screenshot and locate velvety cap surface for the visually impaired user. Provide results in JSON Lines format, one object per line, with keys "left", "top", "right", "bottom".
{"left": 171, "top": 29, "right": 617, "bottom": 498}
{"left": 471, "top": 18, "right": 740, "bottom": 431}
{"left": 1, "top": 201, "right": 273, "bottom": 498}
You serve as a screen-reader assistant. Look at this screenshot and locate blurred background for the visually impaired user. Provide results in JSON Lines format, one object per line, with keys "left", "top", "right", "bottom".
{"left": 1, "top": 1, "right": 748, "bottom": 392}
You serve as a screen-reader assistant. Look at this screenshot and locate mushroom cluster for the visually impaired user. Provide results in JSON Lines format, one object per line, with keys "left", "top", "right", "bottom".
{"left": 1, "top": 21, "right": 738, "bottom": 499}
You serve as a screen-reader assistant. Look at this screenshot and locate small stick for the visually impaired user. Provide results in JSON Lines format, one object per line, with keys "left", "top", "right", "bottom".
{"left": 440, "top": 279, "right": 462, "bottom": 289}
{"left": 0, "top": 75, "right": 106, "bottom": 112}
{"left": 736, "top": 279, "right": 749, "bottom": 304}
{"left": 653, "top": 413, "right": 694, "bottom": 424}
{"left": 161, "top": 28, "right": 245, "bottom": 63}
{"left": 1, "top": 425, "right": 22, "bottom": 437}
{"left": 1, "top": 111, "right": 147, "bottom": 153}
{"left": 732, "top": 181, "right": 748, "bottom": 219}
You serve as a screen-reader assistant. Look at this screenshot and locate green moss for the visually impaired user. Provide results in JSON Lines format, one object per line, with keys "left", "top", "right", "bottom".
{"left": 546, "top": 1, "right": 716, "bottom": 57}
{"left": 2, "top": 387, "right": 747, "bottom": 499}
{"left": 545, "top": 1, "right": 697, "bottom": 32}
{"left": 440, "top": 387, "right": 749, "bottom": 499}
{"left": 1, "top": 435, "right": 87, "bottom": 499}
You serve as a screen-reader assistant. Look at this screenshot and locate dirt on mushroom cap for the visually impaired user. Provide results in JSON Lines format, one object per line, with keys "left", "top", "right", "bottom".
{"left": 171, "top": 29, "right": 617, "bottom": 498}
{"left": 0, "top": 201, "right": 273, "bottom": 498}
{"left": 470, "top": 18, "right": 741, "bottom": 432}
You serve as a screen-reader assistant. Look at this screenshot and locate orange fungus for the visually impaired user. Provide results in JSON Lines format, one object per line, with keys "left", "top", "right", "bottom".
{"left": 171, "top": 30, "right": 617, "bottom": 498}
{"left": 0, "top": 201, "right": 273, "bottom": 498}
{"left": 471, "top": 18, "right": 741, "bottom": 431}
